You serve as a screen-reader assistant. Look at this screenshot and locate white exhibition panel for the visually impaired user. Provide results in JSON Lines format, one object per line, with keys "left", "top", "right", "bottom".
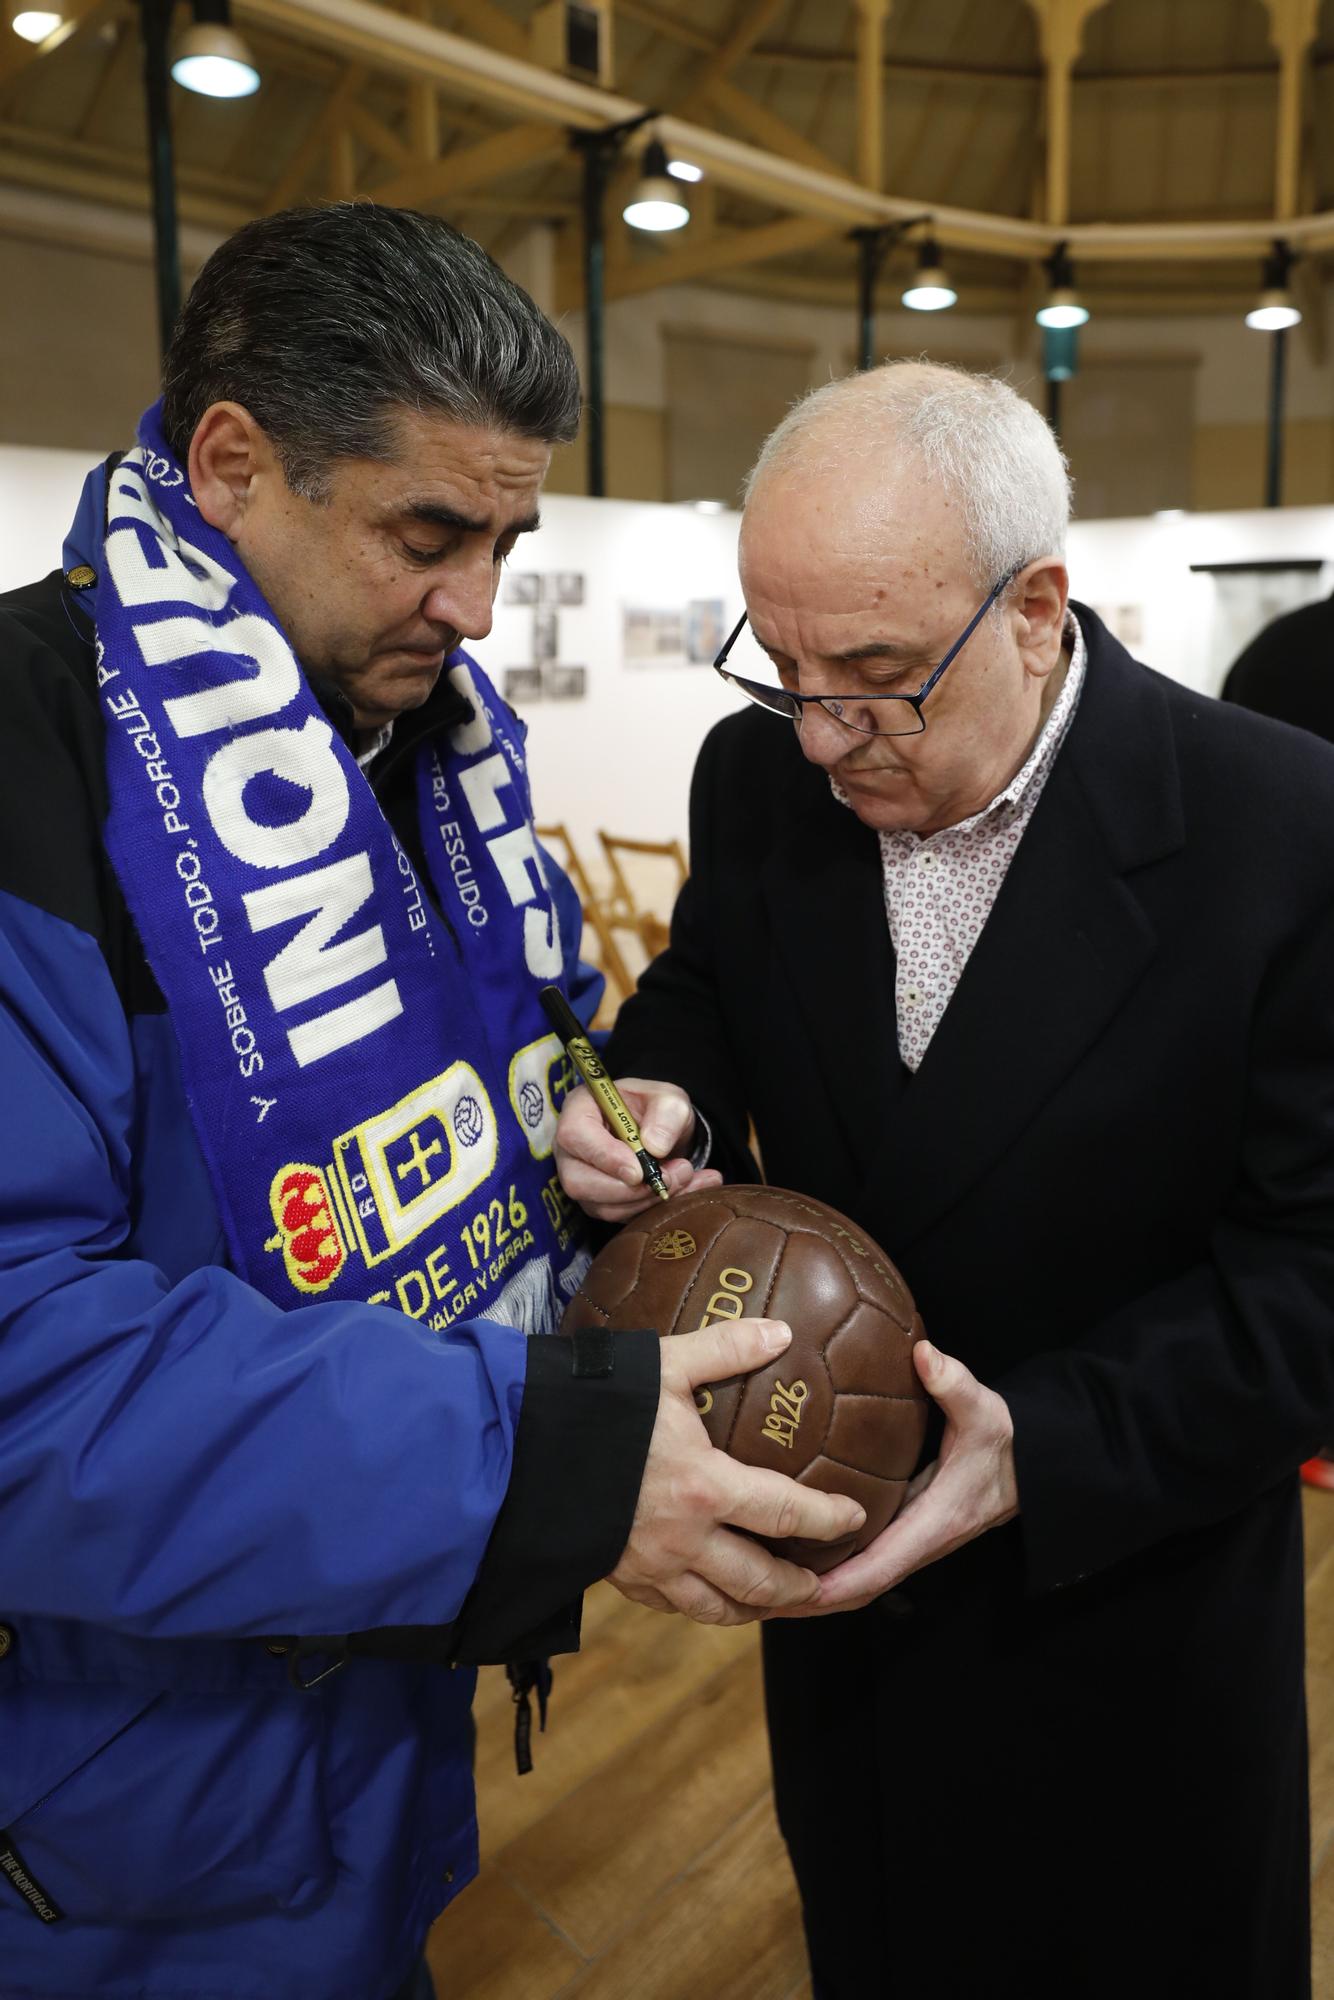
{"left": 3, "top": 442, "right": 1332, "bottom": 865}
{"left": 1065, "top": 506, "right": 1334, "bottom": 704}
{"left": 0, "top": 444, "right": 102, "bottom": 587}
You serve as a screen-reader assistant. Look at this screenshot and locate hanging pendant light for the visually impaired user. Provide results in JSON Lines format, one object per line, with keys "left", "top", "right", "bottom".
{"left": 901, "top": 235, "right": 957, "bottom": 312}
{"left": 1245, "top": 240, "right": 1301, "bottom": 332}
{"left": 623, "top": 137, "right": 689, "bottom": 233}
{"left": 1036, "top": 242, "right": 1089, "bottom": 329}
{"left": 8, "top": 0, "right": 64, "bottom": 43}
{"left": 172, "top": 0, "right": 259, "bottom": 97}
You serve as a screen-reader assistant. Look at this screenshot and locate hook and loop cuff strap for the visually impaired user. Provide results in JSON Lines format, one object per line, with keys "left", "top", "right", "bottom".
{"left": 450, "top": 1326, "right": 661, "bottom": 1666}
{"left": 0, "top": 1831, "right": 65, "bottom": 1924}
{"left": 569, "top": 1327, "right": 615, "bottom": 1378}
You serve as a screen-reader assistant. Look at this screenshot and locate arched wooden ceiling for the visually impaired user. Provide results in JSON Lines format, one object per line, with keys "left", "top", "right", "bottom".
{"left": 0, "top": 0, "right": 1330, "bottom": 318}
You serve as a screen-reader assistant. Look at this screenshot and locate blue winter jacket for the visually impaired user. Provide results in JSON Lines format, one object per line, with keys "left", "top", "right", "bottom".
{"left": 0, "top": 567, "right": 660, "bottom": 2000}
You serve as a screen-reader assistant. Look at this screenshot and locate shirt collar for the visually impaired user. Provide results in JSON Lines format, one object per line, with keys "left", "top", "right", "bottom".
{"left": 354, "top": 722, "right": 395, "bottom": 770}
{"left": 969, "top": 606, "right": 1086, "bottom": 825}
{"left": 305, "top": 655, "right": 473, "bottom": 780}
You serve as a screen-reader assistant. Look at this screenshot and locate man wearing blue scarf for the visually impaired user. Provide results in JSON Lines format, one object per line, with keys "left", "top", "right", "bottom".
{"left": 0, "top": 203, "right": 863, "bottom": 2000}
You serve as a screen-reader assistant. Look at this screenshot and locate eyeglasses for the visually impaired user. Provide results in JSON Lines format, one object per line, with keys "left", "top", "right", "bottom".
{"left": 712, "top": 568, "right": 1020, "bottom": 737}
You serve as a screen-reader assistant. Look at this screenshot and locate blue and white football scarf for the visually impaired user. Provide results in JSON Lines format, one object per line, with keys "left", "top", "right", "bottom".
{"left": 74, "top": 404, "right": 588, "bottom": 1335}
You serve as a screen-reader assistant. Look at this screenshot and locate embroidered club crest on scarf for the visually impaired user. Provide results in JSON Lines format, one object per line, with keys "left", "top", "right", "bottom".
{"left": 81, "top": 405, "right": 589, "bottom": 1335}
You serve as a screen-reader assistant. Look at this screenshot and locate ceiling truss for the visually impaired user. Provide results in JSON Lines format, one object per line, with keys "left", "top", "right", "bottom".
{"left": 3, "top": 0, "right": 1334, "bottom": 317}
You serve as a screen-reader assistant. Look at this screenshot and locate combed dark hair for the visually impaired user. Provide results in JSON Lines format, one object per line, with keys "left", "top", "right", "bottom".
{"left": 161, "top": 203, "right": 581, "bottom": 496}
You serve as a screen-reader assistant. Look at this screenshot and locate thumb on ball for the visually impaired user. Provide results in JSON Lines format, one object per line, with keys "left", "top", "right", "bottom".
{"left": 915, "top": 1340, "right": 964, "bottom": 1400}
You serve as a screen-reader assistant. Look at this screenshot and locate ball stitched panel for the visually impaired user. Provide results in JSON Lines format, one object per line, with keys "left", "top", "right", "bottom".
{"left": 562, "top": 1185, "right": 929, "bottom": 1574}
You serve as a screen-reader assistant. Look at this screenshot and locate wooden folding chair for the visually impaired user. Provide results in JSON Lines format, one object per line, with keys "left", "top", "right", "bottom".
{"left": 536, "top": 822, "right": 633, "bottom": 1017}
{"left": 596, "top": 832, "right": 688, "bottom": 977}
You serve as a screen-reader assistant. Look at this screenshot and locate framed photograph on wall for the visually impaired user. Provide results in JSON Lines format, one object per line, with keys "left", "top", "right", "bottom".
{"left": 541, "top": 572, "right": 586, "bottom": 606}
{"left": 623, "top": 605, "right": 685, "bottom": 664}
{"left": 685, "top": 598, "right": 726, "bottom": 664}
{"left": 545, "top": 664, "right": 587, "bottom": 700}
{"left": 503, "top": 666, "right": 543, "bottom": 705}
{"left": 533, "top": 610, "right": 559, "bottom": 661}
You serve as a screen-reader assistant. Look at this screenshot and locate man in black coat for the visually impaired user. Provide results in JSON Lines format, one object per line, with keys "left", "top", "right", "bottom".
{"left": 555, "top": 361, "right": 1334, "bottom": 1998}
{"left": 1222, "top": 588, "right": 1334, "bottom": 736}
{"left": 1223, "top": 589, "right": 1334, "bottom": 1498}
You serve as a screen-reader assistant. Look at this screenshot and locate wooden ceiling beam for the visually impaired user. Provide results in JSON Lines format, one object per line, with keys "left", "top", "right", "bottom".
{"left": 600, "top": 214, "right": 842, "bottom": 303}
{"left": 264, "top": 62, "right": 365, "bottom": 210}
{"left": 852, "top": 0, "right": 892, "bottom": 192}
{"left": 0, "top": 116, "right": 267, "bottom": 205}
{"left": 1293, "top": 256, "right": 1327, "bottom": 364}
{"left": 329, "top": 122, "right": 357, "bottom": 196}
{"left": 1071, "top": 226, "right": 1299, "bottom": 261}
{"left": 236, "top": 0, "right": 605, "bottom": 122}
{"left": 372, "top": 118, "right": 564, "bottom": 208}
{"left": 709, "top": 262, "right": 1259, "bottom": 318}
{"left": 408, "top": 83, "right": 440, "bottom": 160}
{"left": 701, "top": 76, "right": 847, "bottom": 182}
{"left": 0, "top": 0, "right": 113, "bottom": 91}
{"left": 737, "top": 50, "right": 1289, "bottom": 89}
{"left": 933, "top": 76, "right": 999, "bottom": 212}
{"left": 226, "top": 0, "right": 1334, "bottom": 263}
{"left": 452, "top": 193, "right": 577, "bottom": 215}
{"left": 1261, "top": 0, "right": 1320, "bottom": 220}
{"left": 673, "top": 0, "right": 788, "bottom": 116}
{"left": 74, "top": 15, "right": 133, "bottom": 143}
{"left": 1027, "top": 0, "right": 1102, "bottom": 228}
{"left": 239, "top": 20, "right": 344, "bottom": 81}
{"left": 611, "top": 0, "right": 712, "bottom": 55}
{"left": 403, "top": 0, "right": 439, "bottom": 159}
{"left": 440, "top": 0, "right": 527, "bottom": 61}
{"left": 344, "top": 95, "right": 413, "bottom": 169}
{"left": 0, "top": 143, "right": 249, "bottom": 231}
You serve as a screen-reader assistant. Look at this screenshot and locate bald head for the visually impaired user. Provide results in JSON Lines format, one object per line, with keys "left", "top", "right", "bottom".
{"left": 732, "top": 358, "right": 1072, "bottom": 840}
{"left": 742, "top": 359, "right": 1070, "bottom": 591}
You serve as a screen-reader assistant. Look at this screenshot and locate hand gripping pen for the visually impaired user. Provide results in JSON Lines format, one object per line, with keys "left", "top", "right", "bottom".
{"left": 539, "top": 985, "right": 671, "bottom": 1203}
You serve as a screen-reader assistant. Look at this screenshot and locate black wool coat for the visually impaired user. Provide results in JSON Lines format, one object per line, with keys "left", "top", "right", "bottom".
{"left": 606, "top": 609, "right": 1334, "bottom": 2000}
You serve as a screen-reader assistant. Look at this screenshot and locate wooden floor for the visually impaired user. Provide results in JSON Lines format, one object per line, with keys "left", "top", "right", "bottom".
{"left": 429, "top": 1490, "right": 1334, "bottom": 1999}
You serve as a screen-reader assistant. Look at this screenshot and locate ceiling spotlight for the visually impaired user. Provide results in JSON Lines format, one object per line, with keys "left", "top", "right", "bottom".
{"left": 9, "top": 3, "right": 62, "bottom": 40}
{"left": 7, "top": 0, "right": 64, "bottom": 40}
{"left": 1036, "top": 243, "right": 1089, "bottom": 329}
{"left": 623, "top": 137, "right": 690, "bottom": 233}
{"left": 172, "top": 0, "right": 259, "bottom": 96}
{"left": 1245, "top": 240, "right": 1301, "bottom": 332}
{"left": 901, "top": 235, "right": 957, "bottom": 313}
{"left": 667, "top": 158, "right": 703, "bottom": 183}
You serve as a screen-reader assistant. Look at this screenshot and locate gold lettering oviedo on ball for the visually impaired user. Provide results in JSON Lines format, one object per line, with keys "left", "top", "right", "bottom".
{"left": 691, "top": 1265, "right": 753, "bottom": 1417}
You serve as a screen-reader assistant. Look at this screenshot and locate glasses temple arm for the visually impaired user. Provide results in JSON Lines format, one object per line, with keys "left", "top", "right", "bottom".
{"left": 914, "top": 568, "right": 1020, "bottom": 703}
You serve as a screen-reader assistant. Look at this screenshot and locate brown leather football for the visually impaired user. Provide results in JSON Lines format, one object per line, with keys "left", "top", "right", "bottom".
{"left": 561, "top": 1185, "right": 929, "bottom": 1573}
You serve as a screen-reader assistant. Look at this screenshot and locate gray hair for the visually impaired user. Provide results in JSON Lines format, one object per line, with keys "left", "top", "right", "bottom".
{"left": 161, "top": 203, "right": 581, "bottom": 498}
{"left": 743, "top": 359, "right": 1072, "bottom": 587}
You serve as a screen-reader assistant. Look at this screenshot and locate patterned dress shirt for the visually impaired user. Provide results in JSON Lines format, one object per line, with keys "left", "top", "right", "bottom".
{"left": 865, "top": 612, "right": 1087, "bottom": 1072}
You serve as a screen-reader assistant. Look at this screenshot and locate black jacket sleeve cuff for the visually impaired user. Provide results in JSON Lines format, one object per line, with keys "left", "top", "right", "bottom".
{"left": 449, "top": 1327, "right": 661, "bottom": 1665}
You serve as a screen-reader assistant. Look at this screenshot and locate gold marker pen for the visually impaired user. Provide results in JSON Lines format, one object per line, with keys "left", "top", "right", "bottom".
{"left": 539, "top": 985, "right": 671, "bottom": 1203}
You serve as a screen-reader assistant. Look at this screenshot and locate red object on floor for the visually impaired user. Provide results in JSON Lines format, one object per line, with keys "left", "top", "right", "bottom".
{"left": 1301, "top": 1454, "right": 1334, "bottom": 1491}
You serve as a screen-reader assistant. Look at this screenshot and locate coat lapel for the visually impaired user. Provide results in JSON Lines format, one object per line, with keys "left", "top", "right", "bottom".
{"left": 762, "top": 779, "right": 900, "bottom": 1189}
{"left": 861, "top": 619, "right": 1186, "bottom": 1252}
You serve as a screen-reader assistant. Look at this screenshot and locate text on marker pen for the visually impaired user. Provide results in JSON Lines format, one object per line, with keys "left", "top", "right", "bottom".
{"left": 539, "top": 985, "right": 671, "bottom": 1202}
